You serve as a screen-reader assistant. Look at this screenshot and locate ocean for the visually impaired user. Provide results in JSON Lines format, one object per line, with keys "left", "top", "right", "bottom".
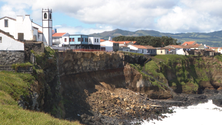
{"left": 141, "top": 100, "right": 222, "bottom": 125}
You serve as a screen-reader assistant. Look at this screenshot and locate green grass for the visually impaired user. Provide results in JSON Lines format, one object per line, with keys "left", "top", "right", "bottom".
{"left": 154, "top": 54, "right": 187, "bottom": 62}
{"left": 12, "top": 62, "right": 33, "bottom": 71}
{"left": 144, "top": 60, "right": 166, "bottom": 82}
{"left": 0, "top": 71, "right": 81, "bottom": 125}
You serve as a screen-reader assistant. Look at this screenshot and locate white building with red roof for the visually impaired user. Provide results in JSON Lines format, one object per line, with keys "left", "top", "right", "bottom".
{"left": 127, "top": 45, "right": 147, "bottom": 53}
{"left": 52, "top": 33, "right": 69, "bottom": 47}
{"left": 165, "top": 45, "right": 186, "bottom": 55}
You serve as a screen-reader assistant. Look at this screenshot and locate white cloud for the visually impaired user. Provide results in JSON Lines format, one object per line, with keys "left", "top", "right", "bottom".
{"left": 55, "top": 24, "right": 113, "bottom": 34}
{"left": 0, "top": 0, "right": 222, "bottom": 33}
{"left": 156, "top": 5, "right": 222, "bottom": 33}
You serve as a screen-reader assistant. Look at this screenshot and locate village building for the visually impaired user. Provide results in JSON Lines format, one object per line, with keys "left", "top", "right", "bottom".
{"left": 184, "top": 44, "right": 205, "bottom": 50}
{"left": 0, "top": 9, "right": 52, "bottom": 46}
{"left": 165, "top": 45, "right": 186, "bottom": 55}
{"left": 127, "top": 45, "right": 147, "bottom": 54}
{"left": 119, "top": 46, "right": 130, "bottom": 52}
{"left": 88, "top": 37, "right": 101, "bottom": 49}
{"left": 69, "top": 34, "right": 89, "bottom": 49}
{"left": 144, "top": 45, "right": 157, "bottom": 55}
{"left": 0, "top": 29, "right": 25, "bottom": 65}
{"left": 100, "top": 41, "right": 119, "bottom": 52}
{"left": 156, "top": 47, "right": 176, "bottom": 55}
{"left": 52, "top": 33, "right": 69, "bottom": 47}
{"left": 116, "top": 41, "right": 136, "bottom": 47}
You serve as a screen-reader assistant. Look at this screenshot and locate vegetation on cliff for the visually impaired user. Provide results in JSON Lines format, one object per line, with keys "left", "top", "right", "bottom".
{"left": 0, "top": 71, "right": 80, "bottom": 124}
{"left": 131, "top": 54, "right": 222, "bottom": 95}
{"left": 0, "top": 47, "right": 81, "bottom": 124}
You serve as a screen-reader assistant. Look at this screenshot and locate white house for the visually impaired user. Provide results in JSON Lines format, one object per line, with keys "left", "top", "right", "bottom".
{"left": 117, "top": 41, "right": 136, "bottom": 47}
{"left": 0, "top": 8, "right": 52, "bottom": 46}
{"left": 127, "top": 45, "right": 148, "bottom": 54}
{"left": 88, "top": 37, "right": 100, "bottom": 45}
{"left": 100, "top": 40, "right": 119, "bottom": 52}
{"left": 52, "top": 33, "right": 69, "bottom": 47}
{"left": 0, "top": 30, "right": 24, "bottom": 51}
{"left": 119, "top": 46, "right": 130, "bottom": 52}
{"left": 165, "top": 45, "right": 186, "bottom": 55}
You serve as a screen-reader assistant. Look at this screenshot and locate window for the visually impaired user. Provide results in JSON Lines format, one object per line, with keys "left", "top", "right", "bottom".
{"left": 72, "top": 38, "right": 74, "bottom": 42}
{"left": 97, "top": 39, "right": 99, "bottom": 43}
{"left": 44, "top": 13, "right": 47, "bottom": 19}
{"left": 4, "top": 19, "right": 8, "bottom": 27}
{"left": 69, "top": 38, "right": 71, "bottom": 42}
{"left": 0, "top": 37, "right": 2, "bottom": 43}
{"left": 64, "top": 38, "right": 67, "bottom": 42}
{"left": 161, "top": 51, "right": 162, "bottom": 53}
{"left": 78, "top": 38, "right": 81, "bottom": 42}
{"left": 85, "top": 38, "right": 88, "bottom": 42}
{"left": 49, "top": 13, "right": 52, "bottom": 19}
{"left": 95, "top": 39, "right": 96, "bottom": 43}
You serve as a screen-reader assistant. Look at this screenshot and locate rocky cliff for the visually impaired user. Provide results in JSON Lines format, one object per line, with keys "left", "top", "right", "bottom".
{"left": 26, "top": 49, "right": 222, "bottom": 124}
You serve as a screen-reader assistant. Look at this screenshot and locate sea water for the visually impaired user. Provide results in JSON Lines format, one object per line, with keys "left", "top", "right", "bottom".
{"left": 141, "top": 100, "right": 222, "bottom": 125}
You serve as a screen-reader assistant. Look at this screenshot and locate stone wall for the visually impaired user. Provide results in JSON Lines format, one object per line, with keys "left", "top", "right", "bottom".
{"left": 24, "top": 42, "right": 44, "bottom": 62}
{"left": 0, "top": 65, "right": 33, "bottom": 73}
{"left": 58, "top": 51, "right": 126, "bottom": 75}
{"left": 0, "top": 51, "right": 24, "bottom": 65}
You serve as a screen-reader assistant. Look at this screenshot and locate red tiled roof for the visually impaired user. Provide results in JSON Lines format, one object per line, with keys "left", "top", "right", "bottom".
{"left": 165, "top": 45, "right": 185, "bottom": 49}
{"left": 209, "top": 47, "right": 218, "bottom": 49}
{"left": 52, "top": 33, "right": 66, "bottom": 37}
{"left": 109, "top": 41, "right": 119, "bottom": 43}
{"left": 130, "top": 45, "right": 149, "bottom": 49}
{"left": 38, "top": 30, "right": 43, "bottom": 34}
{"left": 183, "top": 44, "right": 201, "bottom": 48}
{"left": 100, "top": 39, "right": 105, "bottom": 42}
{"left": 116, "top": 41, "right": 136, "bottom": 44}
{"left": 182, "top": 41, "right": 196, "bottom": 46}
{"left": 205, "top": 49, "right": 215, "bottom": 52}
{"left": 144, "top": 45, "right": 156, "bottom": 49}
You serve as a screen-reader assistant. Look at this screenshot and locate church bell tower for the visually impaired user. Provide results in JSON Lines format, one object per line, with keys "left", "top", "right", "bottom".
{"left": 42, "top": 8, "right": 52, "bottom": 46}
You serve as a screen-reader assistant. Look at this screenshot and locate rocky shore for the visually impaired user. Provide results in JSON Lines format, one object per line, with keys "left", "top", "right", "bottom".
{"left": 76, "top": 87, "right": 222, "bottom": 125}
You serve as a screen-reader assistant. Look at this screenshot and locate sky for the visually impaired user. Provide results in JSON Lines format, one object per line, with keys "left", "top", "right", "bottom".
{"left": 0, "top": 0, "right": 222, "bottom": 35}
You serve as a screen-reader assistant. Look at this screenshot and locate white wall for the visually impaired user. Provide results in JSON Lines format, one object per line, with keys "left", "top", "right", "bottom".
{"left": 100, "top": 41, "right": 114, "bottom": 47}
{"left": 0, "top": 32, "right": 24, "bottom": 51}
{"left": 61, "top": 35, "right": 70, "bottom": 46}
{"left": 176, "top": 48, "right": 185, "bottom": 55}
{"left": 101, "top": 46, "right": 113, "bottom": 52}
{"left": 127, "top": 45, "right": 138, "bottom": 51}
{"left": 88, "top": 37, "right": 100, "bottom": 45}
{"left": 0, "top": 17, "right": 16, "bottom": 37}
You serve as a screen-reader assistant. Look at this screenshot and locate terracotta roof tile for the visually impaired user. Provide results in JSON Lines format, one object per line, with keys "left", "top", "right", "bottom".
{"left": 116, "top": 41, "right": 136, "bottom": 44}
{"left": 130, "top": 45, "right": 149, "bottom": 49}
{"left": 38, "top": 30, "right": 43, "bottom": 34}
{"left": 52, "top": 33, "right": 66, "bottom": 37}
{"left": 165, "top": 45, "right": 185, "bottom": 49}
{"left": 182, "top": 41, "right": 196, "bottom": 46}
{"left": 100, "top": 39, "right": 105, "bottom": 42}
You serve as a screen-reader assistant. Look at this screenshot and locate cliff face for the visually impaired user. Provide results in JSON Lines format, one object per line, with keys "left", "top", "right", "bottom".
{"left": 30, "top": 50, "right": 222, "bottom": 122}
{"left": 152, "top": 55, "right": 222, "bottom": 94}
{"left": 55, "top": 51, "right": 173, "bottom": 120}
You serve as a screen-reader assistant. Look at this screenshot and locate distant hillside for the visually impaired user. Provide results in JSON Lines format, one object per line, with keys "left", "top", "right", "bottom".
{"left": 89, "top": 29, "right": 222, "bottom": 47}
